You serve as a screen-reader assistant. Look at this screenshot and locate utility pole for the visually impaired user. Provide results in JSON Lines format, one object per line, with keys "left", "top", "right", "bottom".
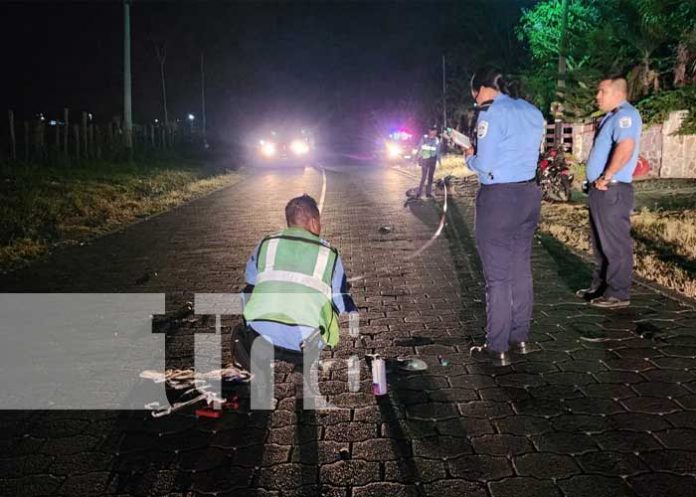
{"left": 557, "top": 0, "right": 569, "bottom": 94}
{"left": 442, "top": 54, "right": 447, "bottom": 129}
{"left": 200, "top": 51, "right": 208, "bottom": 148}
{"left": 153, "top": 40, "right": 169, "bottom": 125}
{"left": 123, "top": 0, "right": 133, "bottom": 159}
{"left": 554, "top": 0, "right": 569, "bottom": 147}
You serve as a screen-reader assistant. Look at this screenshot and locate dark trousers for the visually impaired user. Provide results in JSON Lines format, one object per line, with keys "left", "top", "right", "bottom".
{"left": 475, "top": 182, "right": 542, "bottom": 353}
{"left": 232, "top": 325, "right": 323, "bottom": 409}
{"left": 417, "top": 157, "right": 437, "bottom": 196}
{"left": 588, "top": 184, "right": 634, "bottom": 300}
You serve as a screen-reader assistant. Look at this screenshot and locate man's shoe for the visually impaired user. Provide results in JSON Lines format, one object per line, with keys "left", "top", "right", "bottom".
{"left": 470, "top": 344, "right": 510, "bottom": 366}
{"left": 509, "top": 341, "right": 529, "bottom": 355}
{"left": 589, "top": 296, "right": 630, "bottom": 309}
{"left": 576, "top": 287, "right": 601, "bottom": 300}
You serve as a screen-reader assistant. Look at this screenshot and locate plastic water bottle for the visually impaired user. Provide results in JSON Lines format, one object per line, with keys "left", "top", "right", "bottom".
{"left": 348, "top": 311, "right": 360, "bottom": 338}
{"left": 347, "top": 355, "right": 361, "bottom": 393}
{"left": 371, "top": 356, "right": 387, "bottom": 396}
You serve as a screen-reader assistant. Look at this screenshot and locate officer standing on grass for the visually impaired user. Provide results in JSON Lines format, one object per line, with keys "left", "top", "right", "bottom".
{"left": 415, "top": 125, "right": 442, "bottom": 199}
{"left": 462, "top": 66, "right": 545, "bottom": 365}
{"left": 576, "top": 76, "right": 642, "bottom": 309}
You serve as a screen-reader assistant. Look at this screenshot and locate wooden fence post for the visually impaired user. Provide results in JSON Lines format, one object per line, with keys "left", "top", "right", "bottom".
{"left": 24, "top": 121, "right": 29, "bottom": 161}
{"left": 63, "top": 108, "right": 69, "bottom": 158}
{"left": 35, "top": 119, "right": 45, "bottom": 162}
{"left": 55, "top": 121, "right": 60, "bottom": 156}
{"left": 81, "top": 112, "right": 88, "bottom": 159}
{"left": 8, "top": 110, "right": 16, "bottom": 161}
{"left": 95, "top": 125, "right": 102, "bottom": 159}
{"left": 89, "top": 124, "right": 95, "bottom": 159}
{"left": 107, "top": 121, "right": 114, "bottom": 151}
{"left": 73, "top": 124, "right": 80, "bottom": 161}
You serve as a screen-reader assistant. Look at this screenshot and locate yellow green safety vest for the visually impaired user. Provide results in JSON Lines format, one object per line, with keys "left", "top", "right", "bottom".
{"left": 243, "top": 227, "right": 341, "bottom": 347}
{"left": 419, "top": 136, "right": 440, "bottom": 159}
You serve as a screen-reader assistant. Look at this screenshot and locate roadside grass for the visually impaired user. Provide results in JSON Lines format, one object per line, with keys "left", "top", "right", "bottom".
{"left": 539, "top": 179, "right": 696, "bottom": 299}
{"left": 0, "top": 158, "right": 243, "bottom": 271}
{"left": 436, "top": 154, "right": 475, "bottom": 180}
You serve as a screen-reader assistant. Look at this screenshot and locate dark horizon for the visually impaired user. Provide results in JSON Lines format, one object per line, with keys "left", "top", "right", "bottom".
{"left": 1, "top": 1, "right": 536, "bottom": 148}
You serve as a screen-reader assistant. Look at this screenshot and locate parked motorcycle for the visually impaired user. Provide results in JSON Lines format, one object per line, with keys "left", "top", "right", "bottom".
{"left": 537, "top": 147, "right": 573, "bottom": 202}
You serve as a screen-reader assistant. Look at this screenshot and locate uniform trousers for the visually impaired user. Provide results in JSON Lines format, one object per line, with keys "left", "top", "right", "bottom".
{"left": 417, "top": 157, "right": 437, "bottom": 197}
{"left": 588, "top": 183, "right": 634, "bottom": 300}
{"left": 233, "top": 325, "right": 323, "bottom": 409}
{"left": 474, "top": 181, "right": 542, "bottom": 353}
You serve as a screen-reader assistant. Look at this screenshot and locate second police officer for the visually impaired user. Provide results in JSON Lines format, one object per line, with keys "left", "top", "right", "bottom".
{"left": 463, "top": 66, "right": 545, "bottom": 365}
{"left": 415, "top": 125, "right": 442, "bottom": 199}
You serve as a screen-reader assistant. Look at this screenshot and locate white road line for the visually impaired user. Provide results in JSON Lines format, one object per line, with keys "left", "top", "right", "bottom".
{"left": 404, "top": 180, "right": 448, "bottom": 260}
{"left": 317, "top": 166, "right": 327, "bottom": 213}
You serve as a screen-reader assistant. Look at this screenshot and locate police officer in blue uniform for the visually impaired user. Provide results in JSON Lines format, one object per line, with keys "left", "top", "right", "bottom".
{"left": 576, "top": 76, "right": 642, "bottom": 308}
{"left": 463, "top": 66, "right": 545, "bottom": 365}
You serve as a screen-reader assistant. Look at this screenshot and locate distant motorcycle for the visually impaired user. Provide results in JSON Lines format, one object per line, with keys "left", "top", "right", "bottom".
{"left": 537, "top": 148, "right": 573, "bottom": 202}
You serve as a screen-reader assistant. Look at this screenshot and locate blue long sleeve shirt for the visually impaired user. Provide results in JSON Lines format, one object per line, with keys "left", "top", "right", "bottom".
{"left": 244, "top": 237, "right": 357, "bottom": 351}
{"left": 466, "top": 94, "right": 545, "bottom": 185}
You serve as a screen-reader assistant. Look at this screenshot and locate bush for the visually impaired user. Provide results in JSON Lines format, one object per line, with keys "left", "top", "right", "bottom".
{"left": 636, "top": 87, "right": 696, "bottom": 134}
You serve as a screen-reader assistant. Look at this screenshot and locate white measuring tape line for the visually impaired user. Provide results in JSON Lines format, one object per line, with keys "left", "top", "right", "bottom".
{"left": 347, "top": 179, "right": 449, "bottom": 283}
{"left": 317, "top": 166, "right": 327, "bottom": 214}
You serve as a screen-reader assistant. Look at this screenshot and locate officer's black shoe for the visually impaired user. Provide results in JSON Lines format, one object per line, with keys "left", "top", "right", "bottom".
{"left": 589, "top": 296, "right": 630, "bottom": 309}
{"left": 470, "top": 344, "right": 510, "bottom": 366}
{"left": 575, "top": 287, "right": 602, "bottom": 300}
{"left": 509, "top": 341, "right": 529, "bottom": 355}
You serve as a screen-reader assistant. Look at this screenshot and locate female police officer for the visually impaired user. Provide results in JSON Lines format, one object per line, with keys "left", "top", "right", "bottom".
{"left": 463, "top": 66, "right": 545, "bottom": 365}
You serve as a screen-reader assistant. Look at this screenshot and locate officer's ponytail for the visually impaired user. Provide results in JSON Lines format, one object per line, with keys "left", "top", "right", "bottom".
{"left": 470, "top": 66, "right": 519, "bottom": 98}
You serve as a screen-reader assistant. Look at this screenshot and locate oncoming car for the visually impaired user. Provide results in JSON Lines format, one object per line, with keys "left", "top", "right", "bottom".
{"left": 252, "top": 129, "right": 315, "bottom": 167}
{"left": 381, "top": 129, "right": 417, "bottom": 164}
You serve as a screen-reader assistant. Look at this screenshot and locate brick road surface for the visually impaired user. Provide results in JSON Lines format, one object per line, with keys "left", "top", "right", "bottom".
{"left": 1, "top": 164, "right": 696, "bottom": 497}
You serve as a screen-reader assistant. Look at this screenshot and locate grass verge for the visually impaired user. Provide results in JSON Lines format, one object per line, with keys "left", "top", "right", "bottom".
{"left": 0, "top": 157, "right": 243, "bottom": 271}
{"left": 436, "top": 154, "right": 475, "bottom": 180}
{"left": 539, "top": 181, "right": 696, "bottom": 299}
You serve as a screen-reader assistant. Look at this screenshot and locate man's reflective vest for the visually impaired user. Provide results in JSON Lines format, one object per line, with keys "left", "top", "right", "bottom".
{"left": 243, "top": 227, "right": 340, "bottom": 347}
{"left": 418, "top": 136, "right": 440, "bottom": 160}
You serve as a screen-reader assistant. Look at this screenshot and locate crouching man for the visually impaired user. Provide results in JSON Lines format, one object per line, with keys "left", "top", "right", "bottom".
{"left": 236, "top": 194, "right": 357, "bottom": 409}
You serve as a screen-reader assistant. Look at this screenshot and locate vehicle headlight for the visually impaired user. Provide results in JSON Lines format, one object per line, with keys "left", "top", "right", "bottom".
{"left": 290, "top": 140, "right": 309, "bottom": 155}
{"left": 260, "top": 142, "right": 276, "bottom": 157}
{"left": 386, "top": 142, "right": 402, "bottom": 159}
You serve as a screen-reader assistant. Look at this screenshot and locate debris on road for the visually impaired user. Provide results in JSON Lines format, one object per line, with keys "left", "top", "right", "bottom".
{"left": 396, "top": 357, "right": 428, "bottom": 372}
{"left": 437, "top": 354, "right": 449, "bottom": 366}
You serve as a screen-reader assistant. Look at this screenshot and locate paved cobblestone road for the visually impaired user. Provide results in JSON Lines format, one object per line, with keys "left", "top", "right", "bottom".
{"left": 1, "top": 164, "right": 696, "bottom": 496}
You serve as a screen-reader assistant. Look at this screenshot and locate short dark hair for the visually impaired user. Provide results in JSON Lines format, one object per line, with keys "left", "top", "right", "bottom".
{"left": 470, "top": 65, "right": 519, "bottom": 98}
{"left": 602, "top": 75, "right": 628, "bottom": 94}
{"left": 285, "top": 194, "right": 320, "bottom": 226}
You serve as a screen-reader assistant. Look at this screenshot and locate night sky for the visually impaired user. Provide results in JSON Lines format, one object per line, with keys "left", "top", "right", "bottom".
{"left": 1, "top": 1, "right": 536, "bottom": 149}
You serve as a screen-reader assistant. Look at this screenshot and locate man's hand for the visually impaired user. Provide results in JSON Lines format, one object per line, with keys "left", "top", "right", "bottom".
{"left": 594, "top": 175, "right": 610, "bottom": 191}
{"left": 596, "top": 139, "right": 634, "bottom": 191}
{"left": 464, "top": 146, "right": 475, "bottom": 157}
